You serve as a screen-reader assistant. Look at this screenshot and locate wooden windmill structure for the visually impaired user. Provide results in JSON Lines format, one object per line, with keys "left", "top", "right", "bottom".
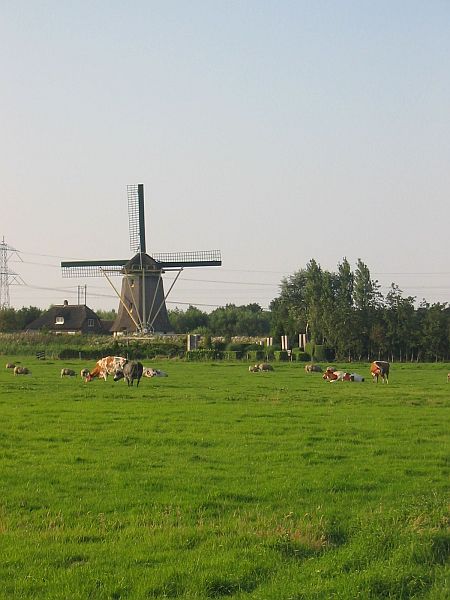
{"left": 61, "top": 184, "right": 221, "bottom": 334}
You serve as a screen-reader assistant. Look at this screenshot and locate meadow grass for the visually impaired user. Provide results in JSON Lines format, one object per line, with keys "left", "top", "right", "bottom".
{"left": 0, "top": 358, "right": 449, "bottom": 599}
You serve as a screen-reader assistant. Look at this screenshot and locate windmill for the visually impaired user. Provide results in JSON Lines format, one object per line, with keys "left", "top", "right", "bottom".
{"left": 61, "top": 184, "right": 221, "bottom": 334}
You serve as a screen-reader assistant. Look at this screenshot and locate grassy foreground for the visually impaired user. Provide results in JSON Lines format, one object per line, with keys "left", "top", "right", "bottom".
{"left": 0, "top": 358, "right": 449, "bottom": 599}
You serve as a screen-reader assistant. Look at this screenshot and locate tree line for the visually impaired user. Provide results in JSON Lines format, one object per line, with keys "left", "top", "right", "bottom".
{"left": 1, "top": 258, "right": 448, "bottom": 361}
{"left": 270, "top": 258, "right": 449, "bottom": 362}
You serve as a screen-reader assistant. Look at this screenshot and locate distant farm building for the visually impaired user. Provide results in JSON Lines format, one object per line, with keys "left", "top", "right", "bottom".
{"left": 26, "top": 300, "right": 106, "bottom": 335}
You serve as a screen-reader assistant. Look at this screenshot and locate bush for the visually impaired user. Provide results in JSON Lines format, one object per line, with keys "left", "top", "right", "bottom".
{"left": 246, "top": 350, "right": 265, "bottom": 362}
{"left": 223, "top": 351, "right": 242, "bottom": 361}
{"left": 274, "top": 350, "right": 290, "bottom": 361}
{"left": 292, "top": 350, "right": 310, "bottom": 362}
{"left": 186, "top": 349, "right": 218, "bottom": 361}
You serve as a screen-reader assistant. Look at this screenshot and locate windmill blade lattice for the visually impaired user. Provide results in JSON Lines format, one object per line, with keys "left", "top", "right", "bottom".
{"left": 128, "top": 184, "right": 146, "bottom": 254}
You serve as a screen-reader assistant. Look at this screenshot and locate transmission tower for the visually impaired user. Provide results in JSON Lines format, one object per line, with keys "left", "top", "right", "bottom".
{"left": 0, "top": 237, "right": 23, "bottom": 309}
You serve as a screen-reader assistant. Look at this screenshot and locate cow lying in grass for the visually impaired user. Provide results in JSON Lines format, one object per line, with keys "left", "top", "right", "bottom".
{"left": 322, "top": 367, "right": 364, "bottom": 382}
{"left": 114, "top": 361, "right": 143, "bottom": 387}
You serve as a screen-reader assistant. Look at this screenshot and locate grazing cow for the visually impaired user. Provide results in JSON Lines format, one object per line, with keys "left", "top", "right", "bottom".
{"left": 114, "top": 361, "right": 144, "bottom": 387}
{"left": 370, "top": 361, "right": 390, "bottom": 384}
{"left": 305, "top": 364, "right": 322, "bottom": 373}
{"left": 80, "top": 368, "right": 90, "bottom": 379}
{"left": 85, "top": 356, "right": 127, "bottom": 382}
{"left": 61, "top": 368, "right": 76, "bottom": 378}
{"left": 143, "top": 368, "right": 168, "bottom": 378}
{"left": 14, "top": 366, "right": 30, "bottom": 375}
{"left": 6, "top": 363, "right": 15, "bottom": 369}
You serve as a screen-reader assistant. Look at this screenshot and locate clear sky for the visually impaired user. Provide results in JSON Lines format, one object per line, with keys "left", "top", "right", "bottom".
{"left": 1, "top": 1, "right": 449, "bottom": 312}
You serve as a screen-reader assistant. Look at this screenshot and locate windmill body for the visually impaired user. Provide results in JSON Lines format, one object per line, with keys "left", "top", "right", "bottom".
{"left": 61, "top": 185, "right": 221, "bottom": 334}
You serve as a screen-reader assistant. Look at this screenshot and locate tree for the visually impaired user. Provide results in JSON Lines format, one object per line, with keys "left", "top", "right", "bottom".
{"left": 304, "top": 259, "right": 325, "bottom": 343}
{"left": 353, "top": 259, "right": 382, "bottom": 359}
{"left": 383, "top": 284, "right": 416, "bottom": 361}
{"left": 168, "top": 305, "right": 209, "bottom": 333}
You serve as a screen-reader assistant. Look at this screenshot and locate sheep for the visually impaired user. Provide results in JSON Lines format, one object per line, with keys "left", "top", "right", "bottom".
{"left": 304, "top": 364, "right": 322, "bottom": 373}
{"left": 61, "top": 368, "right": 76, "bottom": 378}
{"left": 14, "top": 366, "right": 30, "bottom": 376}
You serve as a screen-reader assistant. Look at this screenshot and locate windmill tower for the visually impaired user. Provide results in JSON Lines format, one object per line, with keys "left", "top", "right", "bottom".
{"left": 61, "top": 184, "right": 221, "bottom": 334}
{"left": 0, "top": 237, "right": 23, "bottom": 309}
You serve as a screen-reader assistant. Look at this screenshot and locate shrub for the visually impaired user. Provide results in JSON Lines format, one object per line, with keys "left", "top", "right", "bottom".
{"left": 246, "top": 350, "right": 265, "bottom": 362}
{"left": 186, "top": 349, "right": 218, "bottom": 361}
{"left": 274, "top": 350, "right": 289, "bottom": 361}
{"left": 293, "top": 350, "right": 310, "bottom": 362}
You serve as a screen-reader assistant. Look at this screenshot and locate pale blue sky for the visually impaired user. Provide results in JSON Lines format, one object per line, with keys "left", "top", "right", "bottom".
{"left": 1, "top": 1, "right": 449, "bottom": 310}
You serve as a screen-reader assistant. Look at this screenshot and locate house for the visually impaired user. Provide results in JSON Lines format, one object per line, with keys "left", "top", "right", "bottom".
{"left": 26, "top": 300, "right": 106, "bottom": 335}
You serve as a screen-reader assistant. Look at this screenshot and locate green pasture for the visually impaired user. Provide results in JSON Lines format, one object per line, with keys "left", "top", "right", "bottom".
{"left": 0, "top": 358, "right": 449, "bottom": 599}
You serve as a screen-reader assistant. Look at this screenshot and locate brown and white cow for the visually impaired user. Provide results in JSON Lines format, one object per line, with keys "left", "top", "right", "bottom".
{"left": 323, "top": 368, "right": 351, "bottom": 382}
{"left": 323, "top": 367, "right": 365, "bottom": 382}
{"left": 370, "top": 361, "right": 390, "bottom": 384}
{"left": 85, "top": 356, "right": 127, "bottom": 382}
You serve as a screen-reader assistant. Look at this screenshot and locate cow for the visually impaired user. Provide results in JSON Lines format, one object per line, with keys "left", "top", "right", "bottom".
{"left": 323, "top": 368, "right": 350, "bottom": 382}
{"left": 14, "top": 366, "right": 30, "bottom": 375}
{"left": 143, "top": 368, "right": 168, "bottom": 378}
{"left": 80, "top": 368, "right": 90, "bottom": 379}
{"left": 370, "top": 361, "right": 390, "bottom": 384}
{"left": 85, "top": 356, "right": 127, "bottom": 382}
{"left": 447, "top": 373, "right": 450, "bottom": 383}
{"left": 61, "top": 368, "right": 76, "bottom": 378}
{"left": 305, "top": 364, "right": 322, "bottom": 373}
{"left": 6, "top": 363, "right": 15, "bottom": 369}
{"left": 114, "top": 361, "right": 144, "bottom": 387}
{"left": 323, "top": 367, "right": 365, "bottom": 382}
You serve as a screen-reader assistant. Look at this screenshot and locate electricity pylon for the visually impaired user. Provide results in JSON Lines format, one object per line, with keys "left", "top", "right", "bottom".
{"left": 0, "top": 237, "right": 23, "bottom": 309}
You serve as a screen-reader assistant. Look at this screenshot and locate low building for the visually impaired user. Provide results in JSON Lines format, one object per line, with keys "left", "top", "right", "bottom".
{"left": 26, "top": 300, "right": 106, "bottom": 335}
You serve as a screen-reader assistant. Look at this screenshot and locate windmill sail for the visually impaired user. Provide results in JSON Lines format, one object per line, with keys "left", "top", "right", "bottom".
{"left": 128, "top": 184, "right": 146, "bottom": 254}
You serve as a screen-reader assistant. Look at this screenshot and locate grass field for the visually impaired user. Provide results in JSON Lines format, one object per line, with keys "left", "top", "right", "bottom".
{"left": 0, "top": 358, "right": 449, "bottom": 599}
